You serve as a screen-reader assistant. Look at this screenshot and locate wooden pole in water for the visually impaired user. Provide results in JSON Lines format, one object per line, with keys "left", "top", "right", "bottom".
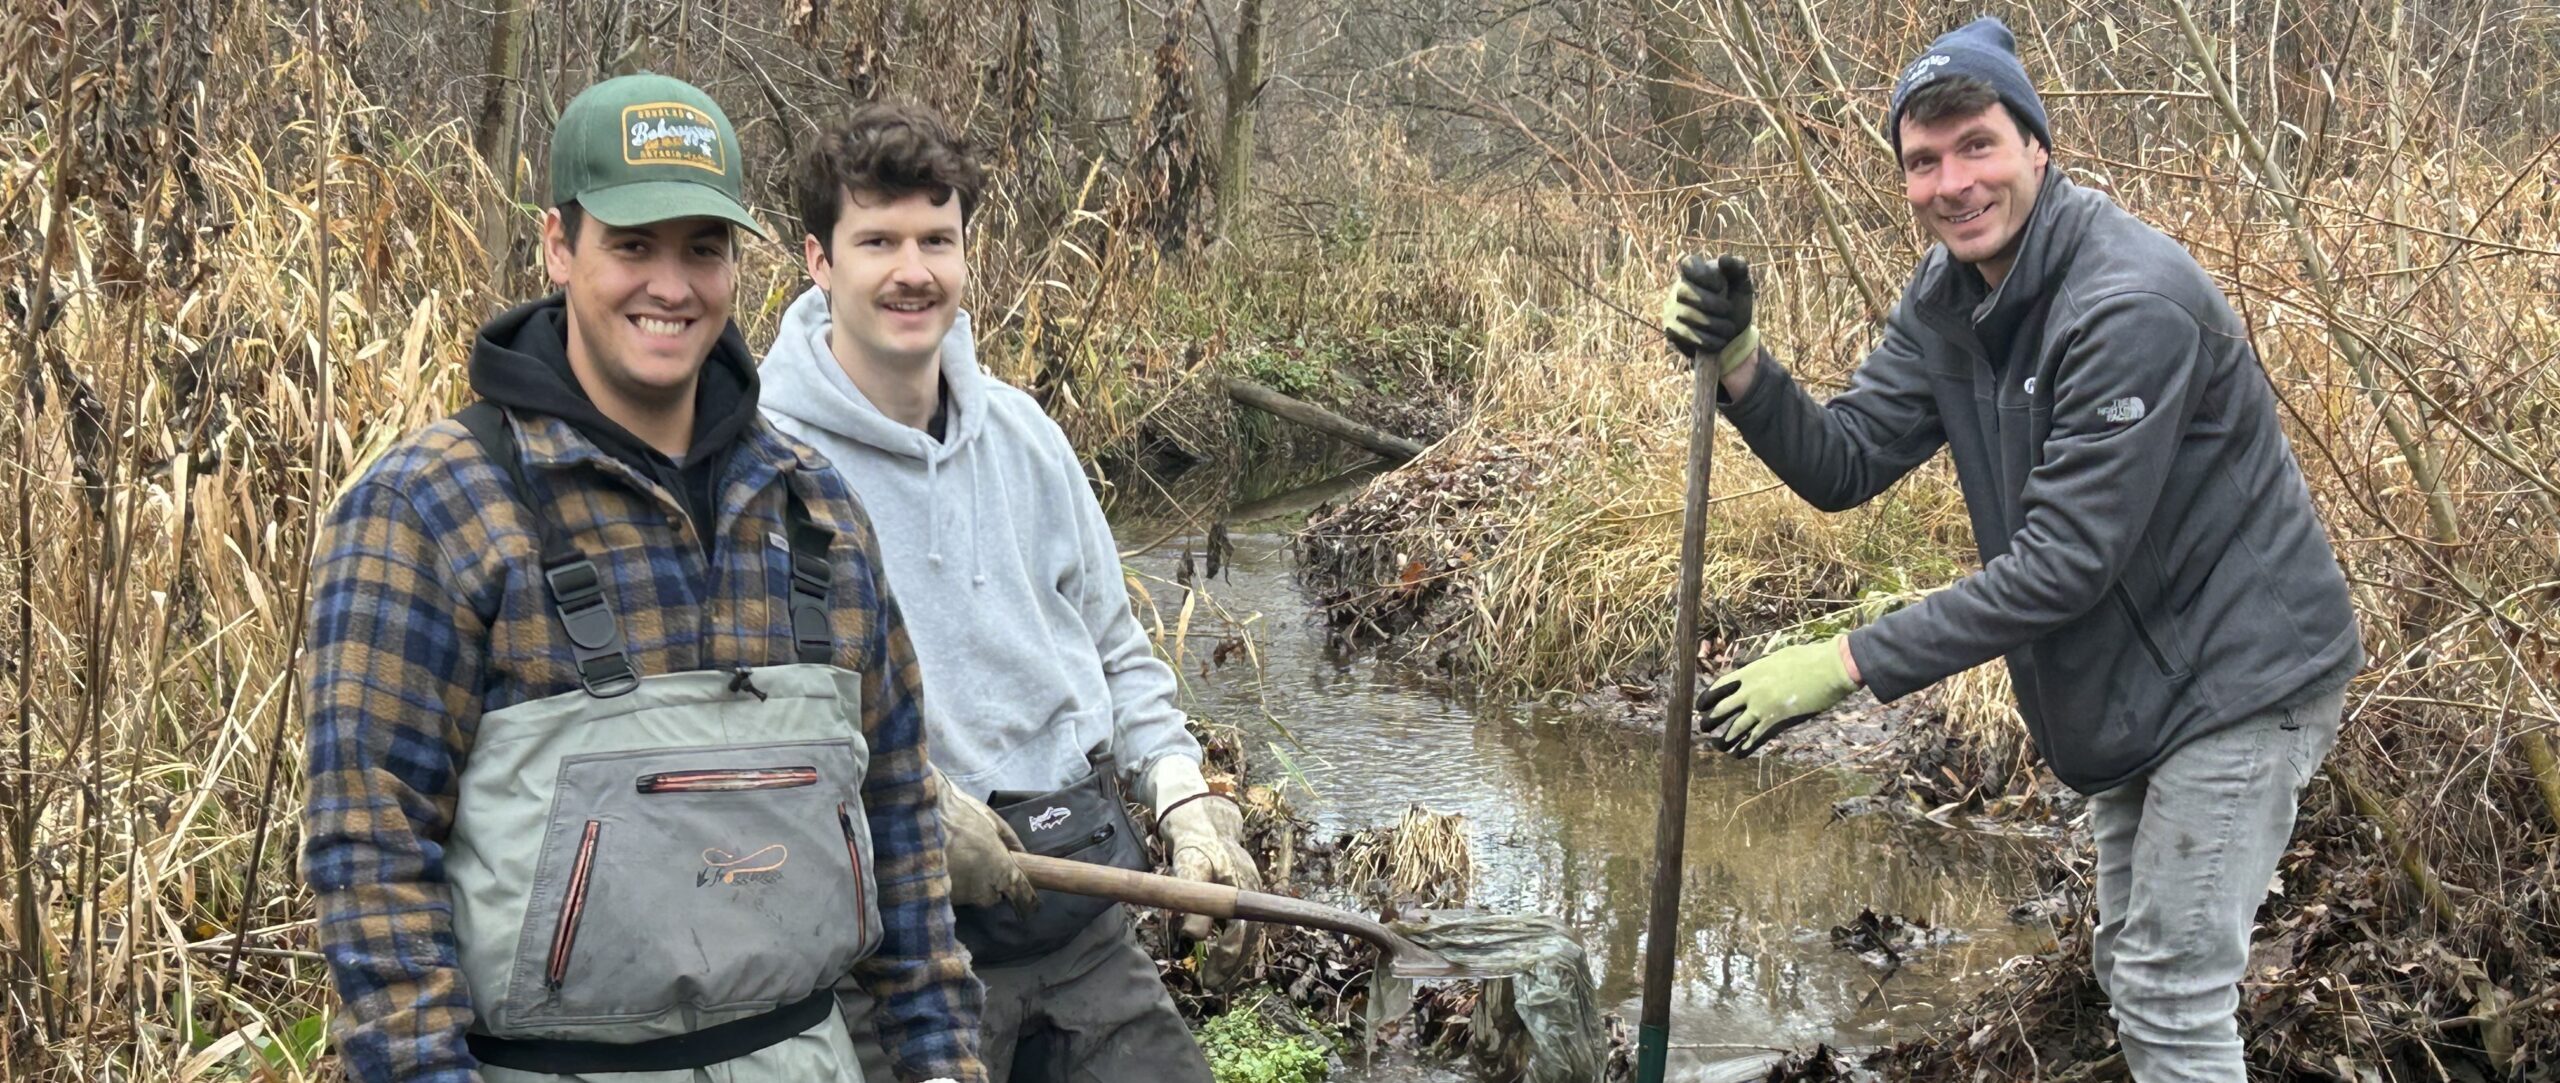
{"left": 1635, "top": 322, "right": 1718, "bottom": 1083}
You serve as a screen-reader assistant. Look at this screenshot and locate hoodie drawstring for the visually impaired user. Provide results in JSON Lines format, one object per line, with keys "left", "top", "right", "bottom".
{"left": 967, "top": 449, "right": 987, "bottom": 588}
{"left": 924, "top": 442, "right": 944, "bottom": 571}
{"left": 922, "top": 436, "right": 986, "bottom": 587}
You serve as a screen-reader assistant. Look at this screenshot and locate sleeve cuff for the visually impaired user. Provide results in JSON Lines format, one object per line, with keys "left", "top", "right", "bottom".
{"left": 1845, "top": 625, "right": 1920, "bottom": 704}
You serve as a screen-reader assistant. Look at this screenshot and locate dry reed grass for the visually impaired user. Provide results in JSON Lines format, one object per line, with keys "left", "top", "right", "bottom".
{"left": 3, "top": 0, "right": 2556, "bottom": 1078}
{"left": 1296, "top": 0, "right": 2560, "bottom": 1074}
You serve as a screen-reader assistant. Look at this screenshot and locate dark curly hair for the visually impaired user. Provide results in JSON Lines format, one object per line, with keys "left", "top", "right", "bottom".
{"left": 794, "top": 101, "right": 985, "bottom": 255}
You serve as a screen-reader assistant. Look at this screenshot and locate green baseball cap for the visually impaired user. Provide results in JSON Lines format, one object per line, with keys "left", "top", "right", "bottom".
{"left": 550, "top": 73, "right": 765, "bottom": 237}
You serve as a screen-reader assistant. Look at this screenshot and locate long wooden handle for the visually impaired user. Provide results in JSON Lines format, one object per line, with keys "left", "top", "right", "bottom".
{"left": 1014, "top": 853, "right": 1474, "bottom": 979}
{"left": 1636, "top": 304, "right": 1722, "bottom": 1083}
{"left": 1014, "top": 853, "right": 1398, "bottom": 943}
{"left": 1014, "top": 853, "right": 1240, "bottom": 919}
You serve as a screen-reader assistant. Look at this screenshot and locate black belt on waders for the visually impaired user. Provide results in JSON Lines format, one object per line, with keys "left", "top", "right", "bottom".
{"left": 466, "top": 989, "right": 838, "bottom": 1074}
{"left": 455, "top": 401, "right": 844, "bottom": 1072}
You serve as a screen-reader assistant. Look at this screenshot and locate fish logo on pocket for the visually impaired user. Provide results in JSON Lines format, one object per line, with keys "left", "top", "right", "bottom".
{"left": 699, "top": 843, "right": 789, "bottom": 887}
{"left": 1027, "top": 806, "right": 1072, "bottom": 833}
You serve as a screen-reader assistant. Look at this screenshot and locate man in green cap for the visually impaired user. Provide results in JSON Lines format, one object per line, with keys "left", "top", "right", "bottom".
{"left": 301, "top": 73, "right": 988, "bottom": 1083}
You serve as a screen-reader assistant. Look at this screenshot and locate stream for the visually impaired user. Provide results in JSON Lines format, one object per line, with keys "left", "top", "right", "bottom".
{"left": 1110, "top": 469, "right": 2051, "bottom": 1082}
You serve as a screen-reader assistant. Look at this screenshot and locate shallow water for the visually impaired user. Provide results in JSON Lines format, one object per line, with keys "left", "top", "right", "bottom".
{"left": 1112, "top": 480, "right": 2051, "bottom": 1081}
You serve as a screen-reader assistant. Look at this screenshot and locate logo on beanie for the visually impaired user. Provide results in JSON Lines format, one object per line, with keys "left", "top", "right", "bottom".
{"left": 622, "top": 102, "right": 725, "bottom": 175}
{"left": 1900, "top": 53, "right": 1952, "bottom": 92}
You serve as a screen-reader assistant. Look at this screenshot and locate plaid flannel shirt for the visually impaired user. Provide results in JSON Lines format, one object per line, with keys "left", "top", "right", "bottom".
{"left": 298, "top": 408, "right": 987, "bottom": 1083}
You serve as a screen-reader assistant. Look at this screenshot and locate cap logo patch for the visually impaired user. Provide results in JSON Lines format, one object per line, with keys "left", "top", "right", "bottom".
{"left": 623, "top": 102, "right": 724, "bottom": 175}
{"left": 1900, "top": 53, "right": 1951, "bottom": 92}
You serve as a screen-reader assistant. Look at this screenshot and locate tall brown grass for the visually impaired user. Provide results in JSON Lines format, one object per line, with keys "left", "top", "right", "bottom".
{"left": 1298, "top": 0, "right": 2559, "bottom": 1072}
{"left": 3, "top": 0, "right": 2556, "bottom": 1079}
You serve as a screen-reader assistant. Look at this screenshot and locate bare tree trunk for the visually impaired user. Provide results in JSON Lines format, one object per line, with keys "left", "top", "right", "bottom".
{"left": 1638, "top": 0, "right": 1703, "bottom": 190}
{"left": 1052, "top": 0, "right": 1100, "bottom": 155}
{"left": 1215, "top": 0, "right": 1265, "bottom": 237}
{"left": 473, "top": 0, "right": 529, "bottom": 281}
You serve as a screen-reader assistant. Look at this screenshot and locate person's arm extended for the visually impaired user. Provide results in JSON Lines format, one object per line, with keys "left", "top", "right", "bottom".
{"left": 1718, "top": 307, "right": 1950, "bottom": 513}
{"left": 1849, "top": 291, "right": 2203, "bottom": 699}
{"left": 1666, "top": 255, "right": 1948, "bottom": 512}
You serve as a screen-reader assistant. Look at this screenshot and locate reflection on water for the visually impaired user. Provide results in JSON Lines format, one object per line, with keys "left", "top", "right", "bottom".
{"left": 1115, "top": 513, "right": 2051, "bottom": 1078}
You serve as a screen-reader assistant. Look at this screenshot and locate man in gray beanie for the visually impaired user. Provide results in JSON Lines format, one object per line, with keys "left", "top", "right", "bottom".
{"left": 1656, "top": 16, "right": 2361, "bottom": 1083}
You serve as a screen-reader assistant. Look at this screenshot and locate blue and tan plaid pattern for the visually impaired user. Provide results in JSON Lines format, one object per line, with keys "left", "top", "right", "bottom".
{"left": 299, "top": 409, "right": 987, "bottom": 1083}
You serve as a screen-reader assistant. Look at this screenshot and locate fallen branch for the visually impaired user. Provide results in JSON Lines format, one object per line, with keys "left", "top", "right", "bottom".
{"left": 2522, "top": 732, "right": 2560, "bottom": 835}
{"left": 2338, "top": 767, "right": 2461, "bottom": 927}
{"left": 1220, "top": 375, "right": 1426, "bottom": 462}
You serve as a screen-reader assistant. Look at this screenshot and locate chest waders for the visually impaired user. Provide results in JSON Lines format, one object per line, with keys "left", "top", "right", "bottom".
{"left": 445, "top": 404, "right": 882, "bottom": 1081}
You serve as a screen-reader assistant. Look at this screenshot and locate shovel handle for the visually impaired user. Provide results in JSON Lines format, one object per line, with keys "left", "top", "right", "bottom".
{"left": 1013, "top": 853, "right": 1474, "bottom": 980}
{"left": 1014, "top": 853, "right": 1239, "bottom": 919}
{"left": 1014, "top": 853, "right": 1394, "bottom": 942}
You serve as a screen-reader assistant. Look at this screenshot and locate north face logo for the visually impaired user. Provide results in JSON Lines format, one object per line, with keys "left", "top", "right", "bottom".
{"left": 2100, "top": 397, "right": 2147, "bottom": 424}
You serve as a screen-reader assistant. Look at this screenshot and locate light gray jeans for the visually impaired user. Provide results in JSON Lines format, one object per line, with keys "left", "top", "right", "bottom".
{"left": 2089, "top": 683, "right": 2344, "bottom": 1083}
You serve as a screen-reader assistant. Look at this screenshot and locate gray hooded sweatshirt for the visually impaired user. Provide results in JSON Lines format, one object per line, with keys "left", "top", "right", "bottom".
{"left": 759, "top": 287, "right": 1200, "bottom": 799}
{"left": 1722, "top": 168, "right": 2360, "bottom": 794}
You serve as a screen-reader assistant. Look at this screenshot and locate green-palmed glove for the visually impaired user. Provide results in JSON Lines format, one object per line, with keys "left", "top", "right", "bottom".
{"left": 1660, "top": 254, "right": 1761, "bottom": 377}
{"left": 1696, "top": 637, "right": 1858, "bottom": 757}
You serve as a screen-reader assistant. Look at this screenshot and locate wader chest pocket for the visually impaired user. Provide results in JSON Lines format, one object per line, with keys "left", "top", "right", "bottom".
{"left": 503, "top": 740, "right": 881, "bottom": 1026}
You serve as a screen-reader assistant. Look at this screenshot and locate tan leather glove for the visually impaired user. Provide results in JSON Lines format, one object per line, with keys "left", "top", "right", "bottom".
{"left": 1148, "top": 757, "right": 1263, "bottom": 986}
{"left": 933, "top": 768, "right": 1038, "bottom": 919}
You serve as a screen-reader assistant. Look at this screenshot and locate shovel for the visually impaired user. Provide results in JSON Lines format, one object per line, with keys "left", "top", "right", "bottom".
{"left": 1634, "top": 255, "right": 1729, "bottom": 1083}
{"left": 1014, "top": 852, "right": 1484, "bottom": 980}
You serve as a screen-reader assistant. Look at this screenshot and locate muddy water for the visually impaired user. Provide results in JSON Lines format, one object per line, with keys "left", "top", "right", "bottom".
{"left": 1113, "top": 485, "right": 2050, "bottom": 1081}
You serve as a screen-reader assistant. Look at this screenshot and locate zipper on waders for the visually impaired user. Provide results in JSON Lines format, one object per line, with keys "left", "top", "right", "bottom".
{"left": 837, "top": 803, "right": 870, "bottom": 943}
{"left": 546, "top": 820, "right": 603, "bottom": 991}
{"left": 635, "top": 766, "right": 817, "bottom": 793}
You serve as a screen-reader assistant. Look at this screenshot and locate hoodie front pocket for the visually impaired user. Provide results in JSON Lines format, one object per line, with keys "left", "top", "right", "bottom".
{"left": 502, "top": 740, "right": 877, "bottom": 1027}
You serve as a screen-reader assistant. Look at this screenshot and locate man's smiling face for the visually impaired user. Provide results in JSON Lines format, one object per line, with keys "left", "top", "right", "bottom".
{"left": 545, "top": 209, "right": 738, "bottom": 409}
{"left": 1899, "top": 102, "right": 2048, "bottom": 284}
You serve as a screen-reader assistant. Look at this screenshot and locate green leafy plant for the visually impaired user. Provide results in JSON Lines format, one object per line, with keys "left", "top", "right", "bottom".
{"left": 1199, "top": 996, "right": 1330, "bottom": 1083}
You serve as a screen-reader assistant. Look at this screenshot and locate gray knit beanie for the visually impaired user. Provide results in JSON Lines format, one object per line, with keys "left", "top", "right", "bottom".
{"left": 1888, "top": 17, "right": 2051, "bottom": 154}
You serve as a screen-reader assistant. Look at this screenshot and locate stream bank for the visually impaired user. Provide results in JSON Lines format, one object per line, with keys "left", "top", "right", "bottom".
{"left": 1105, "top": 467, "right": 2054, "bottom": 1081}
{"left": 1274, "top": 447, "right": 2559, "bottom": 1080}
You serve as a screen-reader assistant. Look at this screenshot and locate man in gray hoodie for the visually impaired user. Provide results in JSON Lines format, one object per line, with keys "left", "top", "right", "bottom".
{"left": 759, "top": 102, "right": 1250, "bottom": 1082}
{"left": 1660, "top": 18, "right": 2360, "bottom": 1083}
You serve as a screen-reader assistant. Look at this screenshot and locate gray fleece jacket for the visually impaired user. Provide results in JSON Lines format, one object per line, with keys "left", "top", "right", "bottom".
{"left": 1722, "top": 168, "right": 2360, "bottom": 794}
{"left": 759, "top": 287, "right": 1200, "bottom": 799}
